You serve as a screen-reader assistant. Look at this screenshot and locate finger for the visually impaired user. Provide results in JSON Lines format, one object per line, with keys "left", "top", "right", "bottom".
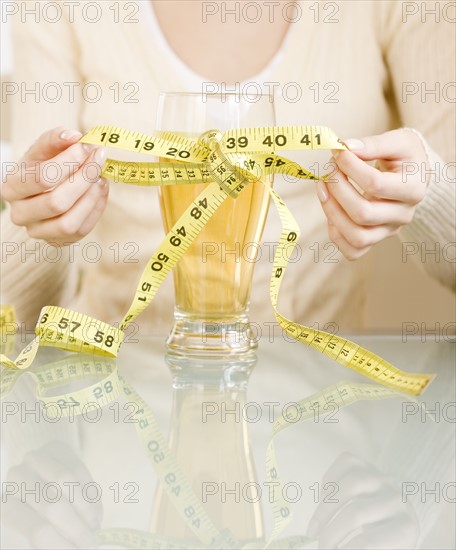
{"left": 24, "top": 127, "right": 83, "bottom": 162}
{"left": 1, "top": 496, "right": 77, "bottom": 550}
{"left": 332, "top": 151, "right": 426, "bottom": 204}
{"left": 318, "top": 492, "right": 406, "bottom": 550}
{"left": 23, "top": 442, "right": 102, "bottom": 530}
{"left": 10, "top": 148, "right": 105, "bottom": 225}
{"left": 6, "top": 465, "right": 95, "bottom": 549}
{"left": 320, "top": 453, "right": 377, "bottom": 484}
{"left": 318, "top": 183, "right": 400, "bottom": 249}
{"left": 77, "top": 181, "right": 110, "bottom": 237}
{"left": 337, "top": 515, "right": 419, "bottom": 549}
{"left": 26, "top": 178, "right": 109, "bottom": 244}
{"left": 328, "top": 223, "right": 372, "bottom": 261}
{"left": 308, "top": 455, "right": 386, "bottom": 537}
{"left": 3, "top": 144, "right": 104, "bottom": 202}
{"left": 325, "top": 167, "right": 414, "bottom": 226}
{"left": 31, "top": 523, "right": 80, "bottom": 550}
{"left": 342, "top": 129, "right": 424, "bottom": 162}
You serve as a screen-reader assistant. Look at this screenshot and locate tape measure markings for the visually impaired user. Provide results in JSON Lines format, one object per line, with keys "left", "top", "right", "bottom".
{"left": 0, "top": 126, "right": 434, "bottom": 397}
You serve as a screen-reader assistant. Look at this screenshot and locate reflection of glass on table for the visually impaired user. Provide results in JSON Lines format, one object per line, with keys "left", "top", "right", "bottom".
{"left": 1, "top": 335, "right": 454, "bottom": 549}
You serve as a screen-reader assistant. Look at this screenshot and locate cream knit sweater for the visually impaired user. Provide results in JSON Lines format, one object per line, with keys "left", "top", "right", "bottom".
{"left": 1, "top": 0, "right": 455, "bottom": 335}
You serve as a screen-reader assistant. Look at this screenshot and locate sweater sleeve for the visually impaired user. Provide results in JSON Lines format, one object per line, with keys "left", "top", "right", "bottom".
{"left": 400, "top": 129, "right": 455, "bottom": 291}
{"left": 379, "top": 1, "right": 455, "bottom": 291}
{"left": 1, "top": 3, "right": 83, "bottom": 328}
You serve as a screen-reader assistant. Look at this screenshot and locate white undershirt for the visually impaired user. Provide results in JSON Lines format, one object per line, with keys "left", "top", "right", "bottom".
{"left": 141, "top": 0, "right": 288, "bottom": 91}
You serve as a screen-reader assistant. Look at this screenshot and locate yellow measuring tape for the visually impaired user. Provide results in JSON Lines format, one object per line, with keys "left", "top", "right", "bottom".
{"left": 0, "top": 125, "right": 435, "bottom": 395}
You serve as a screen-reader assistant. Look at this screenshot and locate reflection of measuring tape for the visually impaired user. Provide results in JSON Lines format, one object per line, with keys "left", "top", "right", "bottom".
{"left": 0, "top": 353, "right": 120, "bottom": 415}
{"left": 0, "top": 125, "right": 435, "bottom": 395}
{"left": 263, "top": 381, "right": 412, "bottom": 546}
{"left": 0, "top": 305, "right": 17, "bottom": 356}
{"left": 2, "top": 354, "right": 406, "bottom": 549}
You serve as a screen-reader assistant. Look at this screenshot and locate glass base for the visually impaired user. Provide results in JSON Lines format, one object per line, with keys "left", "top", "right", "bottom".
{"left": 165, "top": 310, "right": 258, "bottom": 361}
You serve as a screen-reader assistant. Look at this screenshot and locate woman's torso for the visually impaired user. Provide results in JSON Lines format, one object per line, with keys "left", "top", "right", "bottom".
{"left": 68, "top": 0, "right": 397, "bottom": 334}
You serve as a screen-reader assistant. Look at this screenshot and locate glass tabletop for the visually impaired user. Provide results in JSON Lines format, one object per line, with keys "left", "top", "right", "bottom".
{"left": 1, "top": 335, "right": 454, "bottom": 549}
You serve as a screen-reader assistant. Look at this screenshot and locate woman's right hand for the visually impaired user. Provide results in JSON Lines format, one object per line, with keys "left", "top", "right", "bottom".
{"left": 1, "top": 126, "right": 109, "bottom": 246}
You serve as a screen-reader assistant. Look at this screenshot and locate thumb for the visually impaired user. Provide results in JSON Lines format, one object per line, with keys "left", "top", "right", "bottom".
{"left": 23, "top": 126, "right": 83, "bottom": 162}
{"left": 341, "top": 129, "right": 418, "bottom": 162}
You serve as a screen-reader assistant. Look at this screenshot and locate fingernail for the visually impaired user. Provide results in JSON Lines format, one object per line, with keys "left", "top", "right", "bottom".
{"left": 344, "top": 138, "right": 364, "bottom": 151}
{"left": 307, "top": 517, "right": 320, "bottom": 538}
{"left": 94, "top": 147, "right": 106, "bottom": 165}
{"left": 60, "top": 129, "right": 82, "bottom": 141}
{"left": 316, "top": 181, "right": 328, "bottom": 203}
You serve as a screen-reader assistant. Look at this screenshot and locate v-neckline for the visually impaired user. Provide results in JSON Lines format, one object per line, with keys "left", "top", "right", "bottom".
{"left": 141, "top": 0, "right": 299, "bottom": 87}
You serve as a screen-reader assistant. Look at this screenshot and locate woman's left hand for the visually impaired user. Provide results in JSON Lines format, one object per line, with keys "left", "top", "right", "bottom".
{"left": 315, "top": 128, "right": 429, "bottom": 260}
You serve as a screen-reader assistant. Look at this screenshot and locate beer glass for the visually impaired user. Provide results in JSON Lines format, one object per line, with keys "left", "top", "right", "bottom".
{"left": 156, "top": 92, "right": 274, "bottom": 358}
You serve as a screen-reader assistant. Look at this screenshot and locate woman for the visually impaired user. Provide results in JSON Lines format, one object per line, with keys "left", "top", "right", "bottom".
{"left": 1, "top": 0, "right": 454, "bottom": 334}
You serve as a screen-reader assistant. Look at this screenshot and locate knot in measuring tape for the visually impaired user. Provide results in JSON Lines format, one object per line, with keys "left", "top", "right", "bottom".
{"left": 198, "top": 129, "right": 223, "bottom": 149}
{"left": 198, "top": 127, "right": 263, "bottom": 198}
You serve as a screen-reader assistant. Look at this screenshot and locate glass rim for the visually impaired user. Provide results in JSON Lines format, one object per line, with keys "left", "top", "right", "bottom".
{"left": 159, "top": 91, "right": 274, "bottom": 100}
